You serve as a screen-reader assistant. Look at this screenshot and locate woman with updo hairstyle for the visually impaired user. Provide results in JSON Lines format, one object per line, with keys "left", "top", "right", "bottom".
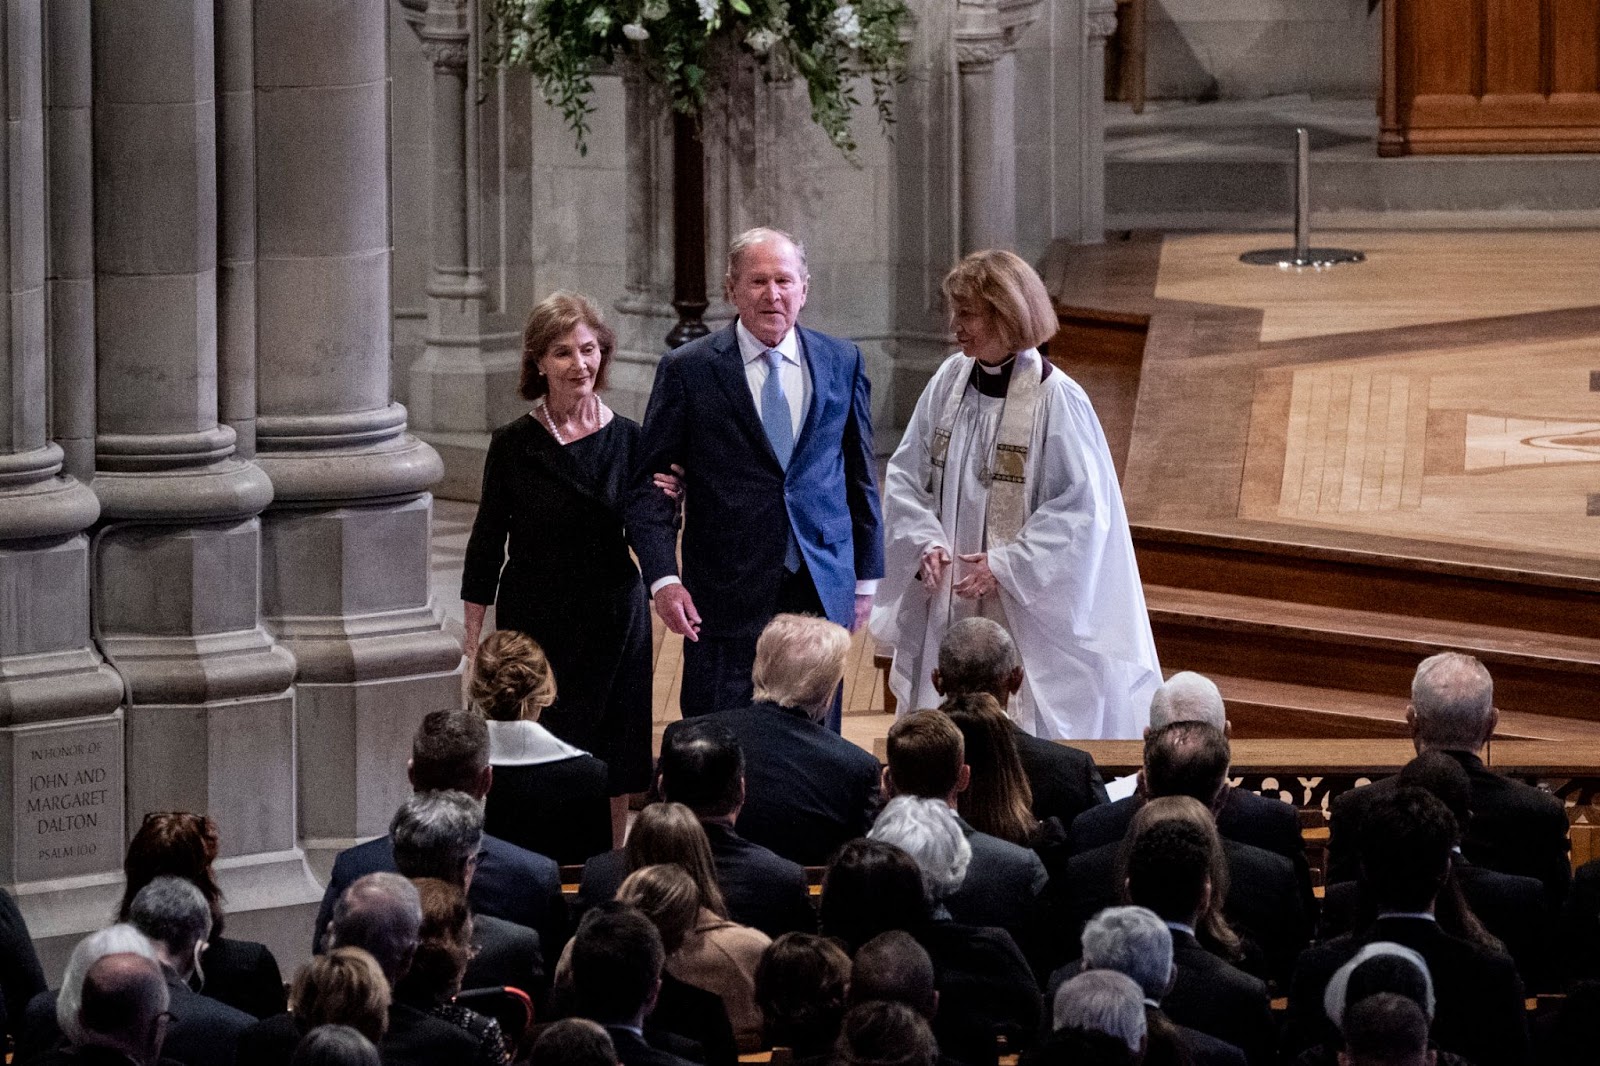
{"left": 462, "top": 290, "right": 667, "bottom": 846}
{"left": 471, "top": 629, "right": 612, "bottom": 864}
{"left": 118, "top": 810, "right": 286, "bottom": 1019}
{"left": 291, "top": 947, "right": 392, "bottom": 1045}
{"left": 392, "top": 879, "right": 509, "bottom": 1065}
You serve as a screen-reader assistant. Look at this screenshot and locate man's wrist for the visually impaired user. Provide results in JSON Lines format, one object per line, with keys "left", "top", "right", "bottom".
{"left": 649, "top": 575, "right": 682, "bottom": 597}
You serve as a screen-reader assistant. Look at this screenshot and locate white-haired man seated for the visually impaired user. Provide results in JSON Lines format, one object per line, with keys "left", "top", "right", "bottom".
{"left": 14, "top": 925, "right": 160, "bottom": 1063}
{"left": 658, "top": 613, "right": 882, "bottom": 867}
{"left": 1033, "top": 970, "right": 1148, "bottom": 1065}
{"left": 1326, "top": 652, "right": 1570, "bottom": 903}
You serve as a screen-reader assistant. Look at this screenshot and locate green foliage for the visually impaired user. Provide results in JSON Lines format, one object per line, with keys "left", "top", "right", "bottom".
{"left": 483, "top": 0, "right": 912, "bottom": 157}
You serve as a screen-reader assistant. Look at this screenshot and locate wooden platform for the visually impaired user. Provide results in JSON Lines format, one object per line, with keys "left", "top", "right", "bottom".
{"left": 1044, "top": 230, "right": 1600, "bottom": 741}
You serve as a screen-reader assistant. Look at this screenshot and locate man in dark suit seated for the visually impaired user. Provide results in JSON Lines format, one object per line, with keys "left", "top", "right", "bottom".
{"left": 245, "top": 873, "right": 479, "bottom": 1066}
{"left": 1287, "top": 788, "right": 1530, "bottom": 1066}
{"left": 1320, "top": 751, "right": 1550, "bottom": 991}
{"left": 387, "top": 790, "right": 545, "bottom": 997}
{"left": 313, "top": 710, "right": 566, "bottom": 959}
{"left": 1068, "top": 671, "right": 1312, "bottom": 910}
{"left": 1035, "top": 970, "right": 1146, "bottom": 1066}
{"left": 1, "top": 887, "right": 46, "bottom": 1052}
{"left": 1123, "top": 818, "right": 1274, "bottom": 1066}
{"left": 657, "top": 613, "right": 881, "bottom": 866}
{"left": 571, "top": 905, "right": 701, "bottom": 1066}
{"left": 1056, "top": 722, "right": 1309, "bottom": 988}
{"left": 883, "top": 710, "right": 1047, "bottom": 940}
{"left": 579, "top": 720, "right": 816, "bottom": 938}
{"left": 33, "top": 952, "right": 175, "bottom": 1066}
{"left": 932, "top": 617, "right": 1108, "bottom": 827}
{"left": 1327, "top": 652, "right": 1570, "bottom": 906}
{"left": 1078, "top": 906, "right": 1247, "bottom": 1066}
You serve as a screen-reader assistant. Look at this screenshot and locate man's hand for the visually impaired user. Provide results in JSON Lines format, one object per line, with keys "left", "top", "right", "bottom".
{"left": 852, "top": 593, "right": 874, "bottom": 633}
{"left": 952, "top": 552, "right": 998, "bottom": 600}
{"left": 654, "top": 583, "right": 702, "bottom": 641}
{"left": 920, "top": 546, "right": 951, "bottom": 591}
{"left": 652, "top": 463, "right": 686, "bottom": 500}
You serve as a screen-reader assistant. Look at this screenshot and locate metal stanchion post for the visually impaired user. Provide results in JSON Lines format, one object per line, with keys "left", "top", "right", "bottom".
{"left": 1241, "top": 127, "right": 1365, "bottom": 269}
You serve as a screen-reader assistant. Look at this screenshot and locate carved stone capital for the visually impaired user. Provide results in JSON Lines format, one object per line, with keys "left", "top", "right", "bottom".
{"left": 420, "top": 37, "right": 470, "bottom": 68}
{"left": 412, "top": 0, "right": 472, "bottom": 69}
{"left": 954, "top": 0, "right": 1047, "bottom": 67}
{"left": 1086, "top": 0, "right": 1119, "bottom": 41}
{"left": 955, "top": 35, "right": 1009, "bottom": 67}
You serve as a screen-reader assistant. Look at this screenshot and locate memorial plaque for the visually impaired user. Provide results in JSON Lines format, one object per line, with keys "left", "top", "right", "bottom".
{"left": 11, "top": 718, "right": 123, "bottom": 882}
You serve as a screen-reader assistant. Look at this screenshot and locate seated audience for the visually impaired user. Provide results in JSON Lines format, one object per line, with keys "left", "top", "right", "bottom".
{"left": 393, "top": 878, "right": 509, "bottom": 1064}
{"left": 833, "top": 1001, "right": 939, "bottom": 1066}
{"left": 1322, "top": 751, "right": 1548, "bottom": 988}
{"left": 528, "top": 1019, "right": 622, "bottom": 1066}
{"left": 315, "top": 711, "right": 565, "bottom": 958}
{"left": 752, "top": 934, "right": 851, "bottom": 1066}
{"left": 387, "top": 790, "right": 543, "bottom": 997}
{"left": 658, "top": 614, "right": 881, "bottom": 866}
{"left": 1327, "top": 653, "right": 1569, "bottom": 905}
{"left": 1338, "top": 995, "right": 1434, "bottom": 1066}
{"left": 244, "top": 873, "right": 478, "bottom": 1066}
{"left": 933, "top": 617, "right": 1108, "bottom": 826}
{"left": 1123, "top": 799, "right": 1274, "bottom": 1066}
{"left": 848, "top": 931, "right": 937, "bottom": 1019}
{"left": 1298, "top": 945, "right": 1466, "bottom": 1066}
{"left": 569, "top": 904, "right": 700, "bottom": 1066}
{"left": 942, "top": 693, "right": 1058, "bottom": 850}
{"left": 1530, "top": 978, "right": 1600, "bottom": 1066}
{"left": 580, "top": 720, "right": 815, "bottom": 937}
{"left": 1028, "top": 970, "right": 1147, "bottom": 1066}
{"left": 1078, "top": 905, "right": 1246, "bottom": 1066}
{"left": 1059, "top": 721, "right": 1308, "bottom": 986}
{"left": 884, "top": 709, "right": 1047, "bottom": 942}
{"left": 1287, "top": 788, "right": 1529, "bottom": 1065}
{"left": 119, "top": 811, "right": 286, "bottom": 1018}
{"left": 16, "top": 925, "right": 159, "bottom": 1066}
{"left": 1069, "top": 672, "right": 1312, "bottom": 908}
{"left": 2, "top": 886, "right": 47, "bottom": 1049}
{"left": 866, "top": 800, "right": 1042, "bottom": 1064}
{"left": 290, "top": 949, "right": 390, "bottom": 1046}
{"left": 289, "top": 1026, "right": 381, "bottom": 1066}
{"left": 472, "top": 629, "right": 613, "bottom": 864}
{"left": 819, "top": 839, "right": 935, "bottom": 953}
{"left": 34, "top": 952, "right": 172, "bottom": 1066}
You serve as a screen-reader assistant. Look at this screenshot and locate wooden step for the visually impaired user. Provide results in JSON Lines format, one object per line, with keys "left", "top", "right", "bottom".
{"left": 1146, "top": 584, "right": 1600, "bottom": 721}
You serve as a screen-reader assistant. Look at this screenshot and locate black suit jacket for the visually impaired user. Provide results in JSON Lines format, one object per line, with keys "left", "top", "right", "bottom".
{"left": 466, "top": 913, "right": 547, "bottom": 1000}
{"left": 1559, "top": 858, "right": 1600, "bottom": 981}
{"left": 648, "top": 973, "right": 736, "bottom": 1066}
{"left": 200, "top": 935, "right": 285, "bottom": 1020}
{"left": 579, "top": 822, "right": 816, "bottom": 939}
{"left": 1056, "top": 836, "right": 1308, "bottom": 988}
{"left": 18, "top": 975, "right": 253, "bottom": 1066}
{"left": 486, "top": 755, "right": 614, "bottom": 866}
{"left": 1287, "top": 916, "right": 1529, "bottom": 1066}
{"left": 0, "top": 888, "right": 45, "bottom": 1047}
{"left": 1162, "top": 930, "right": 1275, "bottom": 1066}
{"left": 661, "top": 701, "right": 881, "bottom": 867}
{"left": 1326, "top": 750, "right": 1570, "bottom": 905}
{"left": 1069, "top": 787, "right": 1315, "bottom": 918}
{"left": 606, "top": 1024, "right": 704, "bottom": 1066}
{"left": 1011, "top": 729, "right": 1108, "bottom": 826}
{"left": 234, "top": 1011, "right": 300, "bottom": 1066}
{"left": 918, "top": 920, "right": 1041, "bottom": 1066}
{"left": 945, "top": 816, "right": 1048, "bottom": 946}
{"left": 1161, "top": 1010, "right": 1248, "bottom": 1066}
{"left": 314, "top": 831, "right": 567, "bottom": 962}
{"left": 626, "top": 323, "right": 884, "bottom": 637}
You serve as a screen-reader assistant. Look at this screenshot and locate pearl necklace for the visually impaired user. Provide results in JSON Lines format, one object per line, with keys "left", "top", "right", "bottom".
{"left": 536, "top": 397, "right": 601, "bottom": 445}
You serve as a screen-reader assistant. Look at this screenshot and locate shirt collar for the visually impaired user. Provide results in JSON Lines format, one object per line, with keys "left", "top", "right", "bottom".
{"left": 1165, "top": 921, "right": 1197, "bottom": 937}
{"left": 736, "top": 319, "right": 800, "bottom": 366}
{"left": 1377, "top": 911, "right": 1438, "bottom": 923}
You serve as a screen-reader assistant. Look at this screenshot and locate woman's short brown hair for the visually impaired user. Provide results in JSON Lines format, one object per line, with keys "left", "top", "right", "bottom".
{"left": 395, "top": 878, "right": 474, "bottom": 1005}
{"left": 119, "top": 811, "right": 226, "bottom": 935}
{"left": 617, "top": 863, "right": 702, "bottom": 955}
{"left": 520, "top": 290, "right": 617, "bottom": 401}
{"left": 940, "top": 249, "right": 1058, "bottom": 354}
{"left": 470, "top": 629, "right": 557, "bottom": 722}
{"left": 292, "top": 947, "right": 392, "bottom": 1044}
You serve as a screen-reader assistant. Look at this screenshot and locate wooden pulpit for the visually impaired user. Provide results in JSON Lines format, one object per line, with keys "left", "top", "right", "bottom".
{"left": 1380, "top": 0, "right": 1600, "bottom": 155}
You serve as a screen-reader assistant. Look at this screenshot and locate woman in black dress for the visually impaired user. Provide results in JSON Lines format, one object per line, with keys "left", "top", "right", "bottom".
{"left": 461, "top": 291, "right": 656, "bottom": 845}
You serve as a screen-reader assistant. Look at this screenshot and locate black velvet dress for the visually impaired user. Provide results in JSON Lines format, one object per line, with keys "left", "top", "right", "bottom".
{"left": 462, "top": 414, "right": 653, "bottom": 795}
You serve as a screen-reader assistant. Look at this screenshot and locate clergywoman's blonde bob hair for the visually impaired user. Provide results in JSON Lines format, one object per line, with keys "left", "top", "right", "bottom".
{"left": 940, "top": 249, "right": 1057, "bottom": 354}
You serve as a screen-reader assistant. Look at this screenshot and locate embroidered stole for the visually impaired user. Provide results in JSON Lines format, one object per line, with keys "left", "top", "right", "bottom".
{"left": 926, "top": 347, "right": 1043, "bottom": 547}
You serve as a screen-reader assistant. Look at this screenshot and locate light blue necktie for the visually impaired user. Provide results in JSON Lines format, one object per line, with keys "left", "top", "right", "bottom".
{"left": 760, "top": 348, "right": 801, "bottom": 572}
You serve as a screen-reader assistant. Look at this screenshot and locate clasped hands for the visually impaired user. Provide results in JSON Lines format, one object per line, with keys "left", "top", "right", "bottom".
{"left": 921, "top": 546, "right": 998, "bottom": 600}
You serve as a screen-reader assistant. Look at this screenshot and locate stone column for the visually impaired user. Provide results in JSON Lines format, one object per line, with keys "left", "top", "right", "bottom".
{"left": 2, "top": 0, "right": 123, "bottom": 945}
{"left": 403, "top": 0, "right": 520, "bottom": 453}
{"left": 253, "top": 0, "right": 462, "bottom": 875}
{"left": 954, "top": 0, "right": 1045, "bottom": 253}
{"left": 88, "top": 0, "right": 313, "bottom": 936}
{"left": 216, "top": 0, "right": 257, "bottom": 458}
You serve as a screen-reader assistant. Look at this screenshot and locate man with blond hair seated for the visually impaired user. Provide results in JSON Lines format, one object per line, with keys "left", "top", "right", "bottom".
{"left": 658, "top": 613, "right": 881, "bottom": 866}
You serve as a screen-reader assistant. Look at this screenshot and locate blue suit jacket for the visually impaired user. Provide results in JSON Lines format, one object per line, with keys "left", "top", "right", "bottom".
{"left": 628, "top": 323, "right": 884, "bottom": 636}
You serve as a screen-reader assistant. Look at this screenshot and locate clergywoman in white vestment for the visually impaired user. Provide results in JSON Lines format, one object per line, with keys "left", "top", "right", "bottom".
{"left": 870, "top": 250, "right": 1160, "bottom": 739}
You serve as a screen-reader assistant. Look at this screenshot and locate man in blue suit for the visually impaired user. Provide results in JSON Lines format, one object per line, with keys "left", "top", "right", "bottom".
{"left": 630, "top": 227, "right": 884, "bottom": 730}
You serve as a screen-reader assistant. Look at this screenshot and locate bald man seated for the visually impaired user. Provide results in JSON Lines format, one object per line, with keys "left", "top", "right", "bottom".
{"left": 35, "top": 952, "right": 176, "bottom": 1066}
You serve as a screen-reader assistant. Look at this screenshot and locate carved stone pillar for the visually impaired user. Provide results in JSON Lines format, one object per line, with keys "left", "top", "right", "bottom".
{"left": 954, "top": 0, "right": 1045, "bottom": 253}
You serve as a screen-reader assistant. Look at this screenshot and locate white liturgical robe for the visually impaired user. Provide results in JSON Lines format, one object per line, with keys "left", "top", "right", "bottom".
{"left": 870, "top": 351, "right": 1161, "bottom": 740}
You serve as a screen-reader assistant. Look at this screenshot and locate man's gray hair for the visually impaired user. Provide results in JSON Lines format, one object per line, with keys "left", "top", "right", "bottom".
{"left": 129, "top": 876, "right": 212, "bottom": 956}
{"left": 867, "top": 795, "right": 971, "bottom": 903}
{"left": 1410, "top": 652, "right": 1494, "bottom": 750}
{"left": 56, "top": 924, "right": 157, "bottom": 1044}
{"left": 726, "top": 226, "right": 808, "bottom": 281}
{"left": 329, "top": 872, "right": 423, "bottom": 984}
{"left": 390, "top": 789, "right": 484, "bottom": 884}
{"left": 1052, "top": 969, "right": 1148, "bottom": 1054}
{"left": 1148, "top": 671, "right": 1226, "bottom": 731}
{"left": 1080, "top": 905, "right": 1174, "bottom": 1002}
{"left": 936, "top": 618, "right": 1019, "bottom": 697}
